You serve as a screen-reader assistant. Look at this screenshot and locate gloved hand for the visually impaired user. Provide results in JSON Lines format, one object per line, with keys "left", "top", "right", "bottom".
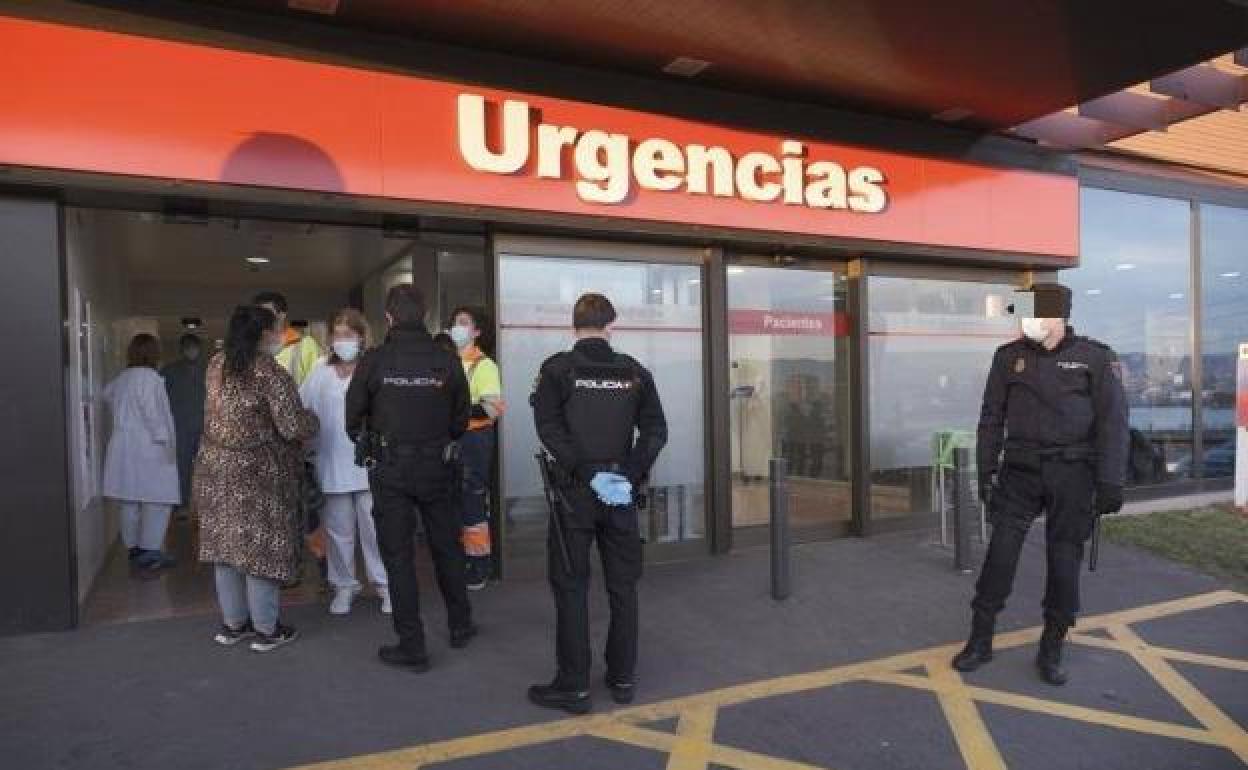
{"left": 590, "top": 472, "right": 633, "bottom": 506}
{"left": 1095, "top": 483, "right": 1124, "bottom": 516}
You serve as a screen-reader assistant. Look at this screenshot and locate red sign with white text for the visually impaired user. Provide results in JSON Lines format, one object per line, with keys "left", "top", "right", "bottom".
{"left": 0, "top": 16, "right": 1078, "bottom": 258}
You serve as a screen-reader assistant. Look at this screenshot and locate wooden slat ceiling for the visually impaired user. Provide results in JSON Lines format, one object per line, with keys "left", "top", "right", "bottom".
{"left": 200, "top": 0, "right": 1248, "bottom": 131}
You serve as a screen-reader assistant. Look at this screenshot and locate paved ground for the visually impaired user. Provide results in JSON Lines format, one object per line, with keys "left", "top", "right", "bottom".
{"left": 2, "top": 526, "right": 1246, "bottom": 770}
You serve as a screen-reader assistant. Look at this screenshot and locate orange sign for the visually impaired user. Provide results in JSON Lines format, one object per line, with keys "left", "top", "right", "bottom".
{"left": 0, "top": 16, "right": 1078, "bottom": 257}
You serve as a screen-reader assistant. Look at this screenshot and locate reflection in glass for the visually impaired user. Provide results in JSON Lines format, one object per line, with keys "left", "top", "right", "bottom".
{"left": 727, "top": 266, "right": 850, "bottom": 534}
{"left": 497, "top": 255, "right": 705, "bottom": 565}
{"left": 868, "top": 277, "right": 1019, "bottom": 519}
{"left": 1065, "top": 188, "right": 1192, "bottom": 486}
{"left": 1198, "top": 204, "right": 1247, "bottom": 480}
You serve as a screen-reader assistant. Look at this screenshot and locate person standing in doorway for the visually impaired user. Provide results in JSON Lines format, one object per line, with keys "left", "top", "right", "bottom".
{"left": 528, "top": 293, "right": 668, "bottom": 714}
{"left": 253, "top": 291, "right": 322, "bottom": 387}
{"left": 346, "top": 284, "right": 476, "bottom": 672}
{"left": 300, "top": 308, "right": 390, "bottom": 616}
{"left": 196, "top": 305, "right": 319, "bottom": 652}
{"left": 101, "top": 334, "right": 182, "bottom": 571}
{"left": 160, "top": 333, "right": 207, "bottom": 510}
{"left": 448, "top": 306, "right": 505, "bottom": 591}
{"left": 952, "top": 283, "right": 1129, "bottom": 685}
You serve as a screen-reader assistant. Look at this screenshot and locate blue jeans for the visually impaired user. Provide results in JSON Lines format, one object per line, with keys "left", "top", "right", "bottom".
{"left": 214, "top": 564, "right": 280, "bottom": 635}
{"left": 460, "top": 427, "right": 494, "bottom": 562}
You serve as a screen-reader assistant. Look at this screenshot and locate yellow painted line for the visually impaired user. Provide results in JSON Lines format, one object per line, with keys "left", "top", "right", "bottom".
{"left": 665, "top": 704, "right": 718, "bottom": 770}
{"left": 1147, "top": 646, "right": 1248, "bottom": 673}
{"left": 285, "top": 590, "right": 1245, "bottom": 770}
{"left": 1067, "top": 633, "right": 1126, "bottom": 653}
{"left": 868, "top": 672, "right": 1224, "bottom": 748}
{"left": 1108, "top": 623, "right": 1248, "bottom": 764}
{"left": 595, "top": 722, "right": 835, "bottom": 770}
{"left": 925, "top": 663, "right": 1008, "bottom": 770}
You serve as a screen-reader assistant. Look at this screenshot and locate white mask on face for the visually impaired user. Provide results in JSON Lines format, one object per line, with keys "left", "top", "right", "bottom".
{"left": 1020, "top": 317, "right": 1050, "bottom": 343}
{"left": 449, "top": 325, "right": 473, "bottom": 350}
{"left": 332, "top": 339, "right": 360, "bottom": 362}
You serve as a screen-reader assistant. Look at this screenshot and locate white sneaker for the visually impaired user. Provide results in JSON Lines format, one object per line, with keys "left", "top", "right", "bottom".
{"left": 378, "top": 586, "right": 392, "bottom": 615}
{"left": 329, "top": 586, "right": 359, "bottom": 615}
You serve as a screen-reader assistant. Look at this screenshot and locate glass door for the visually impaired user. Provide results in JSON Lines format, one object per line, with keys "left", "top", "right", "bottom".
{"left": 726, "top": 259, "right": 852, "bottom": 542}
{"left": 496, "top": 239, "right": 707, "bottom": 571}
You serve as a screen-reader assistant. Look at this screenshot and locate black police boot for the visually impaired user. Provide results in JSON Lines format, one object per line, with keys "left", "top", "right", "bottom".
{"left": 378, "top": 644, "right": 431, "bottom": 673}
{"left": 528, "top": 680, "right": 592, "bottom": 715}
{"left": 1036, "top": 622, "right": 1069, "bottom": 686}
{"left": 449, "top": 623, "right": 479, "bottom": 649}
{"left": 604, "top": 674, "right": 636, "bottom": 705}
{"left": 952, "top": 611, "right": 995, "bottom": 672}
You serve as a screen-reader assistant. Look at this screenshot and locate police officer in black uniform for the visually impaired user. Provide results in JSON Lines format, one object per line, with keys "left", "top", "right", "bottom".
{"left": 953, "top": 283, "right": 1128, "bottom": 685}
{"left": 345, "top": 284, "right": 476, "bottom": 671}
{"left": 528, "top": 293, "right": 667, "bottom": 714}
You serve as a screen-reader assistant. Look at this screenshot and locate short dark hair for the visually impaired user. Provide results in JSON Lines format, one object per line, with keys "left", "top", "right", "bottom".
{"left": 126, "top": 333, "right": 161, "bottom": 369}
{"left": 449, "top": 305, "right": 493, "bottom": 354}
{"left": 573, "top": 293, "right": 617, "bottom": 330}
{"left": 385, "top": 283, "right": 426, "bottom": 327}
{"left": 252, "top": 290, "right": 288, "bottom": 315}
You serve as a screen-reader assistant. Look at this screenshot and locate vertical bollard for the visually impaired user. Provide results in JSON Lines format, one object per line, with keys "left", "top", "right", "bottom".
{"left": 952, "top": 447, "right": 973, "bottom": 573}
{"left": 770, "top": 457, "right": 791, "bottom": 600}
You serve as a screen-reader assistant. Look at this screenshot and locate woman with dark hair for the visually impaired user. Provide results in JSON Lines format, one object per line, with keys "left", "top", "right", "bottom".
{"left": 194, "top": 305, "right": 318, "bottom": 653}
{"left": 101, "top": 333, "right": 181, "bottom": 570}
{"left": 447, "top": 306, "right": 505, "bottom": 590}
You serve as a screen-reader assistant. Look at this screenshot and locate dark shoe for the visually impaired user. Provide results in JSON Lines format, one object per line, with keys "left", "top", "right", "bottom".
{"left": 450, "top": 623, "right": 479, "bottom": 649}
{"left": 466, "top": 560, "right": 489, "bottom": 592}
{"left": 605, "top": 675, "right": 636, "bottom": 705}
{"left": 528, "top": 683, "right": 591, "bottom": 715}
{"left": 127, "top": 546, "right": 141, "bottom": 562}
{"left": 213, "top": 621, "right": 256, "bottom": 647}
{"left": 1036, "top": 624, "right": 1069, "bottom": 686}
{"left": 378, "top": 644, "right": 431, "bottom": 672}
{"left": 952, "top": 637, "right": 994, "bottom": 672}
{"left": 250, "top": 623, "right": 298, "bottom": 653}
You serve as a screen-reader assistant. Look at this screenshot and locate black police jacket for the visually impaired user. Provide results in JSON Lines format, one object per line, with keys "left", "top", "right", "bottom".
{"left": 344, "top": 325, "right": 469, "bottom": 449}
{"left": 977, "top": 326, "right": 1128, "bottom": 488}
{"left": 532, "top": 337, "right": 668, "bottom": 487}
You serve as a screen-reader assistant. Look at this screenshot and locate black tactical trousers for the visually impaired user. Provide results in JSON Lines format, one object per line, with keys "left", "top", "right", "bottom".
{"left": 972, "top": 457, "right": 1098, "bottom": 630}
{"left": 548, "top": 486, "right": 644, "bottom": 692}
{"left": 370, "top": 453, "right": 472, "bottom": 654}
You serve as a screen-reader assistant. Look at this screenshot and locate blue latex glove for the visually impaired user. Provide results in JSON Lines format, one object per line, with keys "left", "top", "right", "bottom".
{"left": 590, "top": 472, "right": 633, "bottom": 506}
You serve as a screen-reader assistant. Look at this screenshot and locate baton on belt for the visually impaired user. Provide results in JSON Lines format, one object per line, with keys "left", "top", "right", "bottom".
{"left": 536, "top": 450, "right": 574, "bottom": 575}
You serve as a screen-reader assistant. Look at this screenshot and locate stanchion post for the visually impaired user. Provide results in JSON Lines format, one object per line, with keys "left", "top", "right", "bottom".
{"left": 769, "top": 457, "right": 791, "bottom": 600}
{"left": 952, "top": 447, "right": 974, "bottom": 574}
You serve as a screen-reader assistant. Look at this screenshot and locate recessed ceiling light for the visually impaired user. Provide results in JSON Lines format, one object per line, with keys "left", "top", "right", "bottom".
{"left": 1220, "top": 271, "right": 1241, "bottom": 279}
{"left": 246, "top": 256, "right": 270, "bottom": 264}
{"left": 727, "top": 267, "right": 746, "bottom": 275}
{"left": 1115, "top": 263, "right": 1136, "bottom": 271}
{"left": 1086, "top": 288, "right": 1103, "bottom": 295}
{"left": 1169, "top": 292, "right": 1185, "bottom": 300}
{"left": 662, "top": 56, "right": 712, "bottom": 77}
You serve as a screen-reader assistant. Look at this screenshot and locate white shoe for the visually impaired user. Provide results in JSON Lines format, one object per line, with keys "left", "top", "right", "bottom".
{"left": 378, "top": 586, "right": 392, "bottom": 615}
{"left": 329, "top": 586, "right": 359, "bottom": 615}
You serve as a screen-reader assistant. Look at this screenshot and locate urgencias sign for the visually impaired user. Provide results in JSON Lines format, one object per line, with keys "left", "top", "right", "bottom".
{"left": 457, "top": 93, "right": 887, "bottom": 212}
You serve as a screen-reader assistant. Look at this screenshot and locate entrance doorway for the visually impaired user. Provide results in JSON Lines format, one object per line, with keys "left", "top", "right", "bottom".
{"left": 63, "top": 206, "right": 488, "bottom": 624}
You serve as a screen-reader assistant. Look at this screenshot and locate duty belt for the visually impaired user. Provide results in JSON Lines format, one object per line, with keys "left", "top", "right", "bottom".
{"left": 1005, "top": 445, "right": 1095, "bottom": 465}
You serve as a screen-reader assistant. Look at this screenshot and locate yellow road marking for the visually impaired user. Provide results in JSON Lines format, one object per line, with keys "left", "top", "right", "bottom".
{"left": 1108, "top": 623, "right": 1248, "bottom": 764}
{"left": 285, "top": 590, "right": 1246, "bottom": 770}
{"left": 664, "top": 704, "right": 718, "bottom": 770}
{"left": 1146, "top": 646, "right": 1248, "bottom": 673}
{"left": 868, "top": 671, "right": 1224, "bottom": 747}
{"left": 925, "top": 663, "right": 1008, "bottom": 770}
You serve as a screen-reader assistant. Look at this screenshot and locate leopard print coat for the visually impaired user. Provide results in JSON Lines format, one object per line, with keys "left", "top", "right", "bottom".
{"left": 194, "top": 352, "right": 318, "bottom": 582}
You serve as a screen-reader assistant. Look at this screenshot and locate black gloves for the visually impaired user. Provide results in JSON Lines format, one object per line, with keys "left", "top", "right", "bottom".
{"left": 1095, "top": 483, "right": 1124, "bottom": 516}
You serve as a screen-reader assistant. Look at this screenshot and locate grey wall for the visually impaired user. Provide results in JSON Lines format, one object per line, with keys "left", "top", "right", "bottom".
{"left": 0, "top": 197, "right": 74, "bottom": 634}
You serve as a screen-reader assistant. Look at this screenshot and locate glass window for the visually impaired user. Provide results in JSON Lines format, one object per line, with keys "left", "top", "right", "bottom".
{"left": 867, "top": 276, "right": 1019, "bottom": 519}
{"left": 727, "top": 265, "right": 851, "bottom": 536}
{"left": 1065, "top": 188, "right": 1193, "bottom": 486}
{"left": 1199, "top": 204, "right": 1248, "bottom": 480}
{"left": 497, "top": 254, "right": 705, "bottom": 563}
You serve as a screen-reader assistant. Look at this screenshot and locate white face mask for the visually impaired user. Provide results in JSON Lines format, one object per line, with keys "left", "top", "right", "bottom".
{"left": 448, "top": 325, "right": 474, "bottom": 350}
{"left": 332, "top": 339, "right": 360, "bottom": 362}
{"left": 1020, "top": 317, "right": 1050, "bottom": 343}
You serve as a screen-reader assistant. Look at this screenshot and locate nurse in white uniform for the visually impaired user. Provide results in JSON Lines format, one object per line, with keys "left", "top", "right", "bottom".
{"left": 300, "top": 308, "right": 389, "bottom": 615}
{"left": 101, "top": 333, "right": 181, "bottom": 570}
